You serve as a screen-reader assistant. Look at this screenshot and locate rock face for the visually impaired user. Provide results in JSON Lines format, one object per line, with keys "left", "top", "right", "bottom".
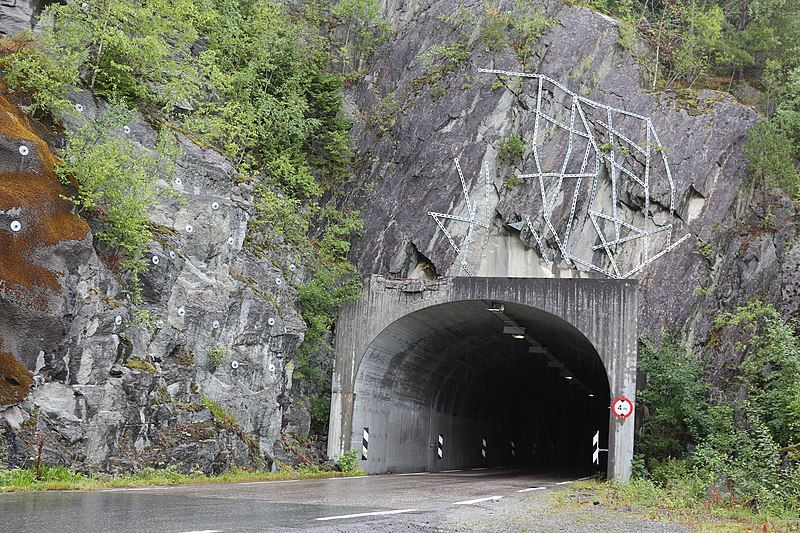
{"left": 0, "top": 91, "right": 306, "bottom": 473}
{"left": 1, "top": 0, "right": 798, "bottom": 474}
{"left": 0, "top": 0, "right": 47, "bottom": 39}
{"left": 343, "top": 0, "right": 799, "bottom": 349}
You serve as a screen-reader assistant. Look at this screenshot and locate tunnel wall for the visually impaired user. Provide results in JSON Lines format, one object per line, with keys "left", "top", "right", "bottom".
{"left": 328, "top": 276, "right": 638, "bottom": 480}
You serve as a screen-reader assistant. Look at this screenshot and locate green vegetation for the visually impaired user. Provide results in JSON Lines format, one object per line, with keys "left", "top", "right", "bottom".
{"left": 336, "top": 450, "right": 366, "bottom": 474}
{"left": 208, "top": 347, "right": 229, "bottom": 370}
{"left": 0, "top": 0, "right": 374, "bottom": 389}
{"left": 498, "top": 132, "right": 525, "bottom": 162}
{"left": 124, "top": 357, "right": 157, "bottom": 374}
{"left": 56, "top": 106, "right": 179, "bottom": 299}
{"left": 480, "top": 1, "right": 553, "bottom": 66}
{"left": 635, "top": 302, "right": 800, "bottom": 520}
{"left": 556, "top": 479, "right": 797, "bottom": 531}
{"left": 200, "top": 397, "right": 238, "bottom": 428}
{"left": 567, "top": 0, "right": 800, "bottom": 210}
{"left": 0, "top": 464, "right": 363, "bottom": 493}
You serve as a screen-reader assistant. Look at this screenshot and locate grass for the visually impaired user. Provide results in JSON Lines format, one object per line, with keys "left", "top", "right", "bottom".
{"left": 553, "top": 479, "right": 800, "bottom": 532}
{"left": 0, "top": 465, "right": 366, "bottom": 493}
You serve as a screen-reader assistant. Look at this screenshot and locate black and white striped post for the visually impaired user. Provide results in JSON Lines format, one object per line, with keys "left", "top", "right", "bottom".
{"left": 362, "top": 427, "right": 369, "bottom": 460}
{"left": 510, "top": 440, "right": 516, "bottom": 459}
{"left": 437, "top": 434, "right": 444, "bottom": 459}
{"left": 481, "top": 437, "right": 487, "bottom": 462}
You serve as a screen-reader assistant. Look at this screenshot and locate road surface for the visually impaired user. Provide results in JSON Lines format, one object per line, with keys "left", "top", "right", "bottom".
{"left": 0, "top": 467, "right": 687, "bottom": 532}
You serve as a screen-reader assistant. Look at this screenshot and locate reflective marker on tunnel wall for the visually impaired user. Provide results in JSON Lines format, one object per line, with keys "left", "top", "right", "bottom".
{"left": 362, "top": 427, "right": 369, "bottom": 460}
{"left": 437, "top": 434, "right": 443, "bottom": 459}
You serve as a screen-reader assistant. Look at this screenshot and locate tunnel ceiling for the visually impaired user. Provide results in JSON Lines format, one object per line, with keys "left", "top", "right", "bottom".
{"left": 356, "top": 299, "right": 611, "bottom": 406}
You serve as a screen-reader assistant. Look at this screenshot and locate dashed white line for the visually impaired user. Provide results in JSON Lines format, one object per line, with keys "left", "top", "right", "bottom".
{"left": 103, "top": 487, "right": 170, "bottom": 492}
{"left": 468, "top": 467, "right": 487, "bottom": 471}
{"left": 316, "top": 509, "right": 418, "bottom": 521}
{"left": 397, "top": 472, "right": 428, "bottom": 476}
{"left": 556, "top": 480, "right": 573, "bottom": 485}
{"left": 517, "top": 487, "right": 547, "bottom": 492}
{"left": 236, "top": 480, "right": 299, "bottom": 486}
{"left": 440, "top": 469, "right": 463, "bottom": 473}
{"left": 179, "top": 530, "right": 221, "bottom": 533}
{"left": 453, "top": 495, "right": 503, "bottom": 505}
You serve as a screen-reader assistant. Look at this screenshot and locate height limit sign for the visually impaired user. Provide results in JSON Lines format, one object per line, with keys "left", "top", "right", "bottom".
{"left": 611, "top": 396, "right": 633, "bottom": 420}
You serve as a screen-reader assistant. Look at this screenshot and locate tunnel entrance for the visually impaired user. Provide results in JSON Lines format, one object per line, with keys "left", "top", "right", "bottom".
{"left": 328, "top": 276, "right": 638, "bottom": 480}
{"left": 352, "top": 300, "right": 610, "bottom": 475}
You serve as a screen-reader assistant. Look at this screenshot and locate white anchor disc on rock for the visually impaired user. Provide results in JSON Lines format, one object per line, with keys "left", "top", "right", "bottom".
{"left": 268, "top": 318, "right": 275, "bottom": 326}
{"left": 230, "top": 360, "right": 239, "bottom": 370}
{"left": 18, "top": 145, "right": 29, "bottom": 156}
{"left": 75, "top": 103, "right": 83, "bottom": 113}
{"left": 114, "top": 315, "right": 123, "bottom": 326}
{"left": 169, "top": 250, "right": 176, "bottom": 260}
{"left": 152, "top": 255, "right": 160, "bottom": 265}
{"left": 275, "top": 277, "right": 282, "bottom": 286}
{"left": 212, "top": 320, "right": 220, "bottom": 329}
{"left": 211, "top": 201, "right": 219, "bottom": 210}
{"left": 10, "top": 220, "right": 21, "bottom": 232}
{"left": 185, "top": 224, "right": 193, "bottom": 234}
{"left": 268, "top": 363, "right": 276, "bottom": 373}
{"left": 177, "top": 306, "right": 185, "bottom": 317}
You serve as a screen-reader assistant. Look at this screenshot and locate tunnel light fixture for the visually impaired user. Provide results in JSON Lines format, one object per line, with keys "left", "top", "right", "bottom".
{"left": 486, "top": 302, "right": 504, "bottom": 312}
{"left": 564, "top": 375, "right": 573, "bottom": 380}
{"left": 503, "top": 325, "right": 525, "bottom": 338}
{"left": 588, "top": 393, "right": 595, "bottom": 397}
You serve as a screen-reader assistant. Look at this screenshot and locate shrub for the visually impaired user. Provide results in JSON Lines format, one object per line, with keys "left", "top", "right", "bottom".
{"left": 636, "top": 334, "right": 710, "bottom": 463}
{"left": 208, "top": 347, "right": 229, "bottom": 370}
{"left": 56, "top": 107, "right": 178, "bottom": 299}
{"left": 499, "top": 132, "right": 525, "bottom": 162}
{"left": 336, "top": 450, "right": 365, "bottom": 473}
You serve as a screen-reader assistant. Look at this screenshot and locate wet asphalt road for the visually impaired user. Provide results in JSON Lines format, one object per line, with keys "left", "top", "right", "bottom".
{"left": 0, "top": 467, "right": 599, "bottom": 532}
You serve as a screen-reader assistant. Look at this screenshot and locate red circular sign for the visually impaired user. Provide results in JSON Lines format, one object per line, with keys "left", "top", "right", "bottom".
{"left": 611, "top": 396, "right": 634, "bottom": 419}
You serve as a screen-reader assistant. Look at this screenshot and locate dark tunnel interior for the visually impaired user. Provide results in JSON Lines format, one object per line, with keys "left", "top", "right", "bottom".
{"left": 352, "top": 299, "right": 611, "bottom": 476}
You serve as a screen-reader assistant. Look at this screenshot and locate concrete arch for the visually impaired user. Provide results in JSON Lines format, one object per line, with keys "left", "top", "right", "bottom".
{"left": 328, "top": 276, "right": 638, "bottom": 480}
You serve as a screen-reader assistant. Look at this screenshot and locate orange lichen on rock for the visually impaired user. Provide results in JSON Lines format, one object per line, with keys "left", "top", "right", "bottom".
{"left": 0, "top": 333, "right": 34, "bottom": 405}
{"left": 0, "top": 94, "right": 89, "bottom": 298}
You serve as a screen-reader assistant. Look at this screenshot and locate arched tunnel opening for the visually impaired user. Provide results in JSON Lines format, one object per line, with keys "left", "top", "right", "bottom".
{"left": 351, "top": 299, "right": 611, "bottom": 477}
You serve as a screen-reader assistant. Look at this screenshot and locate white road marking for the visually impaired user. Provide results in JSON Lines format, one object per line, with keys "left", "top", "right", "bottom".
{"left": 397, "top": 472, "right": 428, "bottom": 476}
{"left": 440, "top": 469, "right": 463, "bottom": 473}
{"left": 453, "top": 495, "right": 503, "bottom": 505}
{"left": 316, "top": 509, "right": 418, "bottom": 521}
{"left": 179, "top": 530, "right": 221, "bottom": 533}
{"left": 326, "top": 475, "right": 367, "bottom": 480}
{"left": 556, "top": 480, "right": 573, "bottom": 485}
{"left": 103, "top": 487, "right": 170, "bottom": 492}
{"left": 236, "top": 480, "right": 299, "bottom": 486}
{"left": 468, "top": 467, "right": 487, "bottom": 471}
{"left": 517, "top": 487, "right": 547, "bottom": 492}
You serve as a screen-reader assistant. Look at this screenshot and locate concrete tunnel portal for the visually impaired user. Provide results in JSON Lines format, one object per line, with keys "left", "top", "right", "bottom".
{"left": 328, "top": 276, "right": 638, "bottom": 480}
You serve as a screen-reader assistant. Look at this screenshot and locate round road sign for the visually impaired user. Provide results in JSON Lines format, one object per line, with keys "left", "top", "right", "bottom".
{"left": 611, "top": 396, "right": 633, "bottom": 419}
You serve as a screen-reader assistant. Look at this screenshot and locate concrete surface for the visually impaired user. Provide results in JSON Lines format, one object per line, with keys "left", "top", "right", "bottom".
{"left": 329, "top": 276, "right": 638, "bottom": 480}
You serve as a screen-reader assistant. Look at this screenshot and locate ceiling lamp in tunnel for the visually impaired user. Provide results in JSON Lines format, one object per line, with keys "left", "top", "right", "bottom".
{"left": 486, "top": 302, "right": 504, "bottom": 312}
{"left": 503, "top": 325, "right": 526, "bottom": 338}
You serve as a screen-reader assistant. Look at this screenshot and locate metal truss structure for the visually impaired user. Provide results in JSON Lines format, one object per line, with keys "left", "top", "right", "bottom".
{"left": 429, "top": 69, "right": 690, "bottom": 279}
{"left": 428, "top": 158, "right": 491, "bottom": 276}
